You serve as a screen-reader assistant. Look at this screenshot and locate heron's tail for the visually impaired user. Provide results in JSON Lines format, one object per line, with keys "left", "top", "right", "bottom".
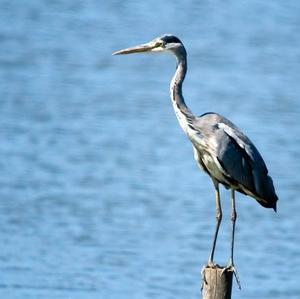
{"left": 255, "top": 175, "right": 278, "bottom": 212}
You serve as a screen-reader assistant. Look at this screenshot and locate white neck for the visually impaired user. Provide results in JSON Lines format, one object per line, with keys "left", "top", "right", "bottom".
{"left": 170, "top": 57, "right": 194, "bottom": 134}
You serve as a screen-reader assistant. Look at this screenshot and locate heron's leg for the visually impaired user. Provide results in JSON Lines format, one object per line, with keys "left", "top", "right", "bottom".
{"left": 228, "top": 189, "right": 241, "bottom": 288}
{"left": 229, "top": 189, "right": 237, "bottom": 266}
{"left": 208, "top": 182, "right": 222, "bottom": 266}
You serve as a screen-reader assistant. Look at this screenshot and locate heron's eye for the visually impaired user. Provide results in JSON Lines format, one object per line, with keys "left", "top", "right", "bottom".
{"left": 156, "top": 41, "right": 164, "bottom": 48}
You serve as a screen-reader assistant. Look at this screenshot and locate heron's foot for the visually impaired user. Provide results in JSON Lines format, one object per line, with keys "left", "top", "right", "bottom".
{"left": 226, "top": 261, "right": 241, "bottom": 290}
{"left": 207, "top": 258, "right": 216, "bottom": 268}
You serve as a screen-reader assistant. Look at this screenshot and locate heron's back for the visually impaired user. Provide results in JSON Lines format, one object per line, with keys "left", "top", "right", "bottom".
{"left": 190, "top": 112, "right": 278, "bottom": 211}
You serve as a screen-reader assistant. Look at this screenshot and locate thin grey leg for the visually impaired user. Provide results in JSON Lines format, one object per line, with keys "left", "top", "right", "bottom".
{"left": 228, "top": 189, "right": 241, "bottom": 289}
{"left": 208, "top": 182, "right": 222, "bottom": 266}
{"left": 229, "top": 189, "right": 237, "bottom": 266}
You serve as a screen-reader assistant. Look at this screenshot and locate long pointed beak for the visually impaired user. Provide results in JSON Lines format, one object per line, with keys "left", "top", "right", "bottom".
{"left": 112, "top": 42, "right": 156, "bottom": 55}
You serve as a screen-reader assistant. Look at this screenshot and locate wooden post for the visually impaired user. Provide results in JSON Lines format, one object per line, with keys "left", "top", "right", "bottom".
{"left": 201, "top": 265, "right": 233, "bottom": 299}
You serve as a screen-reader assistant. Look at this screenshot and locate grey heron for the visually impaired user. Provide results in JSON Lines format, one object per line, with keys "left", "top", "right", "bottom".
{"left": 113, "top": 35, "right": 278, "bottom": 274}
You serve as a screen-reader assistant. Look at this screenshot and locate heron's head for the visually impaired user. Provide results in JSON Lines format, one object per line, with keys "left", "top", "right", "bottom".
{"left": 113, "top": 34, "right": 185, "bottom": 56}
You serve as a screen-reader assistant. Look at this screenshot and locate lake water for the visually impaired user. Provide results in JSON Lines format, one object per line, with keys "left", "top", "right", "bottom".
{"left": 1, "top": 1, "right": 300, "bottom": 298}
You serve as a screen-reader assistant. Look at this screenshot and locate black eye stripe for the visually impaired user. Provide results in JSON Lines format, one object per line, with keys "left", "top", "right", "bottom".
{"left": 161, "top": 35, "right": 181, "bottom": 44}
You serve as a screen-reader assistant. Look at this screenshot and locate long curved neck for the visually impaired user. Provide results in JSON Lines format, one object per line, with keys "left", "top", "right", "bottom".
{"left": 170, "top": 50, "right": 194, "bottom": 132}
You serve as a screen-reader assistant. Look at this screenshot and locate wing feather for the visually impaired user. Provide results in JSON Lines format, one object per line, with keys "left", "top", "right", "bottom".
{"left": 215, "top": 127, "right": 256, "bottom": 192}
{"left": 190, "top": 113, "right": 278, "bottom": 210}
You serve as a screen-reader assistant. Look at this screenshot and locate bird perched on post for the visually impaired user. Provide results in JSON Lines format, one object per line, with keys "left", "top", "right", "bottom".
{"left": 113, "top": 34, "right": 278, "bottom": 276}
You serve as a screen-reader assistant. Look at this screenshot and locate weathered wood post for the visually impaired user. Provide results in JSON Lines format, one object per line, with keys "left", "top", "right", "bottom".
{"left": 201, "top": 265, "right": 234, "bottom": 299}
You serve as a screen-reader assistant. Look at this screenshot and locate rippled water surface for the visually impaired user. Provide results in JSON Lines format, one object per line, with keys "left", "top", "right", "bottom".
{"left": 1, "top": 1, "right": 300, "bottom": 298}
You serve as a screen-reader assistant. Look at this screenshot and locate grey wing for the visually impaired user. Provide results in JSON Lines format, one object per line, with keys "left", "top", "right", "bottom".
{"left": 190, "top": 112, "right": 277, "bottom": 209}
{"left": 216, "top": 122, "right": 278, "bottom": 209}
{"left": 215, "top": 124, "right": 260, "bottom": 193}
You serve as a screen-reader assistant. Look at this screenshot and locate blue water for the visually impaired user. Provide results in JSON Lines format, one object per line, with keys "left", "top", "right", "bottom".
{"left": 1, "top": 1, "right": 300, "bottom": 298}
